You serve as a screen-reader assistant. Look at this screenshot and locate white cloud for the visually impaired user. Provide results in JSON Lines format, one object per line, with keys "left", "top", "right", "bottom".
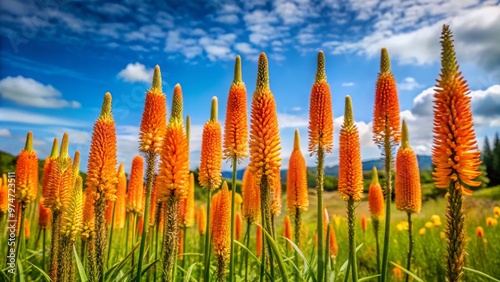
{"left": 117, "top": 63, "right": 154, "bottom": 83}
{"left": 0, "top": 108, "right": 87, "bottom": 127}
{"left": 342, "top": 82, "right": 355, "bottom": 87}
{"left": 235, "top": 42, "right": 258, "bottom": 55}
{"left": 0, "top": 76, "right": 81, "bottom": 108}
{"left": 278, "top": 113, "right": 308, "bottom": 128}
{"left": 0, "top": 129, "right": 12, "bottom": 137}
{"left": 214, "top": 14, "right": 240, "bottom": 24}
{"left": 399, "top": 77, "right": 424, "bottom": 91}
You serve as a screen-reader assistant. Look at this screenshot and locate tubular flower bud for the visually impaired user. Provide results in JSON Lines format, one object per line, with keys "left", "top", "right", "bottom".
{"left": 329, "top": 224, "right": 338, "bottom": 258}
{"left": 158, "top": 85, "right": 190, "bottom": 200}
{"left": 256, "top": 224, "right": 262, "bottom": 258}
{"left": 372, "top": 48, "right": 401, "bottom": 145}
{"left": 0, "top": 174, "right": 8, "bottom": 214}
{"left": 86, "top": 93, "right": 119, "bottom": 201}
{"left": 126, "top": 156, "right": 145, "bottom": 214}
{"left": 476, "top": 226, "right": 484, "bottom": 237}
{"left": 38, "top": 198, "right": 51, "bottom": 229}
{"left": 199, "top": 97, "right": 223, "bottom": 191}
{"left": 338, "top": 96, "right": 364, "bottom": 201}
{"left": 61, "top": 176, "right": 83, "bottom": 241}
{"left": 272, "top": 174, "right": 282, "bottom": 216}
{"left": 287, "top": 129, "right": 309, "bottom": 214}
{"left": 15, "top": 132, "right": 39, "bottom": 205}
{"left": 395, "top": 121, "right": 422, "bottom": 213}
{"left": 198, "top": 205, "right": 207, "bottom": 235}
{"left": 114, "top": 163, "right": 127, "bottom": 229}
{"left": 212, "top": 182, "right": 231, "bottom": 262}
{"left": 241, "top": 167, "right": 260, "bottom": 223}
{"left": 210, "top": 191, "right": 221, "bottom": 235}
{"left": 431, "top": 25, "right": 482, "bottom": 194}
{"left": 308, "top": 51, "right": 334, "bottom": 155}
{"left": 361, "top": 215, "right": 367, "bottom": 232}
{"left": 179, "top": 173, "right": 195, "bottom": 227}
{"left": 178, "top": 229, "right": 184, "bottom": 260}
{"left": 223, "top": 55, "right": 248, "bottom": 161}
{"left": 139, "top": 65, "right": 167, "bottom": 153}
{"left": 248, "top": 52, "right": 282, "bottom": 188}
{"left": 235, "top": 212, "right": 243, "bottom": 241}
{"left": 81, "top": 188, "right": 96, "bottom": 240}
{"left": 368, "top": 167, "right": 384, "bottom": 219}
{"left": 283, "top": 215, "right": 293, "bottom": 248}
{"left": 24, "top": 218, "right": 30, "bottom": 239}
{"left": 105, "top": 200, "right": 114, "bottom": 225}
{"left": 45, "top": 133, "right": 73, "bottom": 212}
{"left": 42, "top": 138, "right": 58, "bottom": 198}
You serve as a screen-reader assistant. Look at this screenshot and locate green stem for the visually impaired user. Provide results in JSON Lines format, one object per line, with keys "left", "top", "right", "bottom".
{"left": 229, "top": 155, "right": 237, "bottom": 282}
{"left": 260, "top": 174, "right": 274, "bottom": 280}
{"left": 162, "top": 195, "right": 179, "bottom": 281}
{"left": 154, "top": 219, "right": 160, "bottom": 282}
{"left": 348, "top": 198, "right": 358, "bottom": 282}
{"left": 316, "top": 147, "right": 325, "bottom": 282}
{"left": 131, "top": 213, "right": 137, "bottom": 268}
{"left": 136, "top": 151, "right": 156, "bottom": 281}
{"left": 107, "top": 201, "right": 116, "bottom": 268}
{"left": 42, "top": 228, "right": 46, "bottom": 271}
{"left": 373, "top": 218, "right": 381, "bottom": 277}
{"left": 15, "top": 207, "right": 26, "bottom": 281}
{"left": 181, "top": 226, "right": 187, "bottom": 270}
{"left": 294, "top": 210, "right": 301, "bottom": 282}
{"left": 49, "top": 210, "right": 61, "bottom": 280}
{"left": 446, "top": 180, "right": 465, "bottom": 282}
{"left": 325, "top": 223, "right": 331, "bottom": 281}
{"left": 405, "top": 212, "right": 413, "bottom": 282}
{"left": 204, "top": 189, "right": 212, "bottom": 282}
{"left": 95, "top": 194, "right": 107, "bottom": 282}
{"left": 242, "top": 221, "right": 251, "bottom": 280}
{"left": 380, "top": 131, "right": 392, "bottom": 282}
{"left": 125, "top": 213, "right": 130, "bottom": 262}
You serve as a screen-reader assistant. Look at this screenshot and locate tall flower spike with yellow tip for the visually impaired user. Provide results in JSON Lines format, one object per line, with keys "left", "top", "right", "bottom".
{"left": 42, "top": 138, "right": 58, "bottom": 198}
{"left": 15, "top": 131, "right": 39, "bottom": 205}
{"left": 126, "top": 156, "right": 145, "bottom": 214}
{"left": 308, "top": 51, "right": 333, "bottom": 282}
{"left": 338, "top": 96, "right": 363, "bottom": 282}
{"left": 373, "top": 48, "right": 401, "bottom": 282}
{"left": 212, "top": 182, "right": 231, "bottom": 281}
{"left": 368, "top": 166, "right": 384, "bottom": 273}
{"left": 395, "top": 120, "right": 422, "bottom": 214}
{"left": 432, "top": 25, "right": 482, "bottom": 282}
{"left": 158, "top": 83, "right": 190, "bottom": 281}
{"left": 223, "top": 55, "right": 248, "bottom": 161}
{"left": 199, "top": 97, "right": 223, "bottom": 191}
{"left": 86, "top": 92, "right": 118, "bottom": 280}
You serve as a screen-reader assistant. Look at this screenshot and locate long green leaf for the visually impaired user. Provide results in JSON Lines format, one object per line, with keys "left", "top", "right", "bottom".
{"left": 389, "top": 261, "right": 423, "bottom": 282}
{"left": 183, "top": 263, "right": 198, "bottom": 282}
{"left": 464, "top": 267, "right": 500, "bottom": 282}
{"left": 358, "top": 274, "right": 381, "bottom": 282}
{"left": 261, "top": 227, "right": 289, "bottom": 282}
{"left": 284, "top": 237, "right": 317, "bottom": 282}
{"left": 73, "top": 245, "right": 88, "bottom": 282}
{"left": 17, "top": 258, "right": 26, "bottom": 282}
{"left": 105, "top": 242, "right": 140, "bottom": 282}
{"left": 25, "top": 260, "right": 53, "bottom": 282}
{"left": 234, "top": 240, "right": 272, "bottom": 280}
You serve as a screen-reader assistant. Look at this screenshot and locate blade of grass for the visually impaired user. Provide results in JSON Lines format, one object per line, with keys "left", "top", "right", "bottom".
{"left": 389, "top": 261, "right": 423, "bottom": 282}
{"left": 106, "top": 242, "right": 140, "bottom": 282}
{"left": 234, "top": 240, "right": 272, "bottom": 280}
{"left": 25, "top": 260, "right": 53, "bottom": 282}
{"left": 463, "top": 267, "right": 500, "bottom": 282}
{"left": 261, "top": 228, "right": 288, "bottom": 282}
{"left": 183, "top": 263, "right": 198, "bottom": 282}
{"left": 73, "top": 245, "right": 88, "bottom": 282}
{"left": 358, "top": 274, "right": 381, "bottom": 282}
{"left": 284, "top": 237, "right": 317, "bottom": 282}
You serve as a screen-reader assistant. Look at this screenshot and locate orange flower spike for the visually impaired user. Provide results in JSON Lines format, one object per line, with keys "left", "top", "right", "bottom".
{"left": 0, "top": 174, "right": 8, "bottom": 214}
{"left": 105, "top": 201, "right": 114, "bottom": 225}
{"left": 199, "top": 97, "right": 223, "bottom": 191}
{"left": 241, "top": 167, "right": 260, "bottom": 223}
{"left": 338, "top": 96, "right": 364, "bottom": 201}
{"left": 198, "top": 205, "right": 207, "bottom": 235}
{"left": 81, "top": 188, "right": 96, "bottom": 239}
{"left": 126, "top": 156, "right": 145, "bottom": 214}
{"left": 361, "top": 215, "right": 367, "bottom": 232}
{"left": 24, "top": 218, "right": 30, "bottom": 240}
{"left": 61, "top": 175, "right": 83, "bottom": 241}
{"left": 140, "top": 65, "right": 167, "bottom": 153}
{"left": 210, "top": 191, "right": 221, "bottom": 235}
{"left": 272, "top": 174, "right": 282, "bottom": 216}
{"left": 283, "top": 215, "right": 293, "bottom": 248}
{"left": 287, "top": 129, "right": 309, "bottom": 213}
{"left": 224, "top": 55, "right": 248, "bottom": 161}
{"left": 476, "top": 226, "right": 484, "bottom": 238}
{"left": 181, "top": 173, "right": 195, "bottom": 227}
{"left": 86, "top": 93, "right": 119, "bottom": 201}
{"left": 38, "top": 198, "right": 51, "bottom": 229}
{"left": 248, "top": 52, "right": 282, "bottom": 186}
{"left": 256, "top": 224, "right": 263, "bottom": 258}
{"left": 432, "top": 25, "right": 482, "bottom": 194}
{"left": 15, "top": 131, "right": 39, "bottom": 205}
{"left": 157, "top": 84, "right": 190, "bottom": 200}
{"left": 45, "top": 133, "right": 73, "bottom": 212}
{"left": 308, "top": 51, "right": 334, "bottom": 155}
{"left": 395, "top": 120, "right": 422, "bottom": 213}
{"left": 114, "top": 163, "right": 127, "bottom": 229}
{"left": 368, "top": 167, "right": 384, "bottom": 220}
{"left": 148, "top": 178, "right": 158, "bottom": 227}
{"left": 372, "top": 48, "right": 401, "bottom": 145}
{"left": 328, "top": 224, "right": 338, "bottom": 258}
{"left": 212, "top": 182, "right": 231, "bottom": 261}
{"left": 42, "top": 138, "right": 58, "bottom": 198}
{"left": 178, "top": 229, "right": 184, "bottom": 260}
{"left": 235, "top": 212, "right": 243, "bottom": 241}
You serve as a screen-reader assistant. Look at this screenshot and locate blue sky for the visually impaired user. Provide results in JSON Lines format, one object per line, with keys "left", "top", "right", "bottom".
{"left": 0, "top": 0, "right": 499, "bottom": 174}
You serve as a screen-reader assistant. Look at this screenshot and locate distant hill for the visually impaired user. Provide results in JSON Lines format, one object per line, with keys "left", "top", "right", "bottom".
{"left": 222, "top": 155, "right": 433, "bottom": 180}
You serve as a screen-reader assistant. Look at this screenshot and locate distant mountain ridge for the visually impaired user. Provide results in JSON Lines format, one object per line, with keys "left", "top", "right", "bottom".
{"left": 222, "top": 155, "right": 433, "bottom": 181}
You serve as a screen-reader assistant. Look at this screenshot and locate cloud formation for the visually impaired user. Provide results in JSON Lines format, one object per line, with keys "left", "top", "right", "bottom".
{"left": 117, "top": 63, "right": 154, "bottom": 83}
